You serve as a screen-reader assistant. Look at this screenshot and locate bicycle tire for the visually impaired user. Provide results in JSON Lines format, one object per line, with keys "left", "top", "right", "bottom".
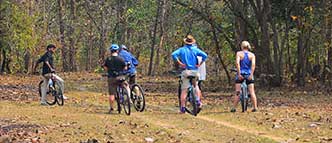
{"left": 38, "top": 80, "right": 43, "bottom": 97}
{"left": 122, "top": 87, "right": 131, "bottom": 115}
{"left": 46, "top": 88, "right": 57, "bottom": 105}
{"left": 116, "top": 87, "right": 121, "bottom": 114}
{"left": 240, "top": 88, "right": 248, "bottom": 112}
{"left": 55, "top": 82, "right": 64, "bottom": 106}
{"left": 177, "top": 78, "right": 182, "bottom": 111}
{"left": 185, "top": 87, "right": 198, "bottom": 116}
{"left": 131, "top": 84, "right": 145, "bottom": 112}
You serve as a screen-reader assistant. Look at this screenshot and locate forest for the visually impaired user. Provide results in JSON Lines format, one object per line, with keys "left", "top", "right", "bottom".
{"left": 1, "top": 0, "right": 332, "bottom": 142}
{"left": 0, "top": 0, "right": 331, "bottom": 88}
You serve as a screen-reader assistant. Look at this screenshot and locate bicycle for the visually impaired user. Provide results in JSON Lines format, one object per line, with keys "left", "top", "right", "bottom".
{"left": 230, "top": 68, "right": 251, "bottom": 112}
{"left": 177, "top": 75, "right": 200, "bottom": 116}
{"left": 130, "top": 82, "right": 145, "bottom": 112}
{"left": 38, "top": 72, "right": 64, "bottom": 106}
{"left": 114, "top": 76, "right": 131, "bottom": 115}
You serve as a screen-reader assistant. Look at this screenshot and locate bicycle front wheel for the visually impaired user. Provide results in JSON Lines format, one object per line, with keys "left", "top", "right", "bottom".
{"left": 54, "top": 82, "right": 64, "bottom": 106}
{"left": 131, "top": 84, "right": 145, "bottom": 112}
{"left": 46, "top": 88, "right": 56, "bottom": 105}
{"left": 121, "top": 87, "right": 131, "bottom": 115}
{"left": 185, "top": 87, "right": 198, "bottom": 116}
{"left": 240, "top": 91, "right": 248, "bottom": 112}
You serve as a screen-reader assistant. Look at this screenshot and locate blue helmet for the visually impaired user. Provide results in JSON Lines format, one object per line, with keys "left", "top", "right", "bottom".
{"left": 109, "top": 44, "right": 119, "bottom": 51}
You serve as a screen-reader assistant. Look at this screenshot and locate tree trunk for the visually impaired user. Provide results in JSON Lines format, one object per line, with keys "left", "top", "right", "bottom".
{"left": 297, "top": 29, "right": 305, "bottom": 87}
{"left": 270, "top": 16, "right": 282, "bottom": 86}
{"left": 249, "top": 0, "right": 273, "bottom": 75}
{"left": 211, "top": 25, "right": 231, "bottom": 85}
{"left": 99, "top": 0, "right": 106, "bottom": 60}
{"left": 58, "top": 0, "right": 68, "bottom": 72}
{"left": 154, "top": 0, "right": 166, "bottom": 75}
{"left": 68, "top": 0, "right": 76, "bottom": 71}
{"left": 24, "top": 50, "right": 30, "bottom": 73}
{"left": 148, "top": 0, "right": 162, "bottom": 76}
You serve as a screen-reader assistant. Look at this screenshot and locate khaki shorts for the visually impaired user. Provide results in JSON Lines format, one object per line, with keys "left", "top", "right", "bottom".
{"left": 181, "top": 70, "right": 200, "bottom": 90}
{"left": 107, "top": 76, "right": 127, "bottom": 95}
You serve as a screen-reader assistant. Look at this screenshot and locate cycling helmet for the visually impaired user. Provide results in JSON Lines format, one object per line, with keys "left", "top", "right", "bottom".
{"left": 109, "top": 44, "right": 119, "bottom": 51}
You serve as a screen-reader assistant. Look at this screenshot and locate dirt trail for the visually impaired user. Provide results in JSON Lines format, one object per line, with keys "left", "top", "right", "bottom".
{"left": 145, "top": 104, "right": 285, "bottom": 143}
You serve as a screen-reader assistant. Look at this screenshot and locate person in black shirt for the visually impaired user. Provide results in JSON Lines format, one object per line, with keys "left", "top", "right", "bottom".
{"left": 34, "top": 44, "right": 66, "bottom": 105}
{"left": 103, "top": 44, "right": 129, "bottom": 113}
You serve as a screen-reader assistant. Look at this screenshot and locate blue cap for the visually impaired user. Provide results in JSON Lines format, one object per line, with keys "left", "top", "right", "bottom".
{"left": 109, "top": 44, "right": 119, "bottom": 51}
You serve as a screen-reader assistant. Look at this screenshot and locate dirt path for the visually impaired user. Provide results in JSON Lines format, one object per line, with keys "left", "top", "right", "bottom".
{"left": 145, "top": 104, "right": 284, "bottom": 143}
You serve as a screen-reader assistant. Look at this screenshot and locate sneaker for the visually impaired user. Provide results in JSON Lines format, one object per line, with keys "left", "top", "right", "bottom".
{"left": 40, "top": 102, "right": 49, "bottom": 106}
{"left": 252, "top": 108, "right": 258, "bottom": 112}
{"left": 180, "top": 107, "right": 186, "bottom": 114}
{"left": 230, "top": 108, "right": 236, "bottom": 112}
{"left": 197, "top": 107, "right": 202, "bottom": 114}
{"left": 63, "top": 95, "right": 68, "bottom": 100}
{"left": 109, "top": 107, "right": 114, "bottom": 114}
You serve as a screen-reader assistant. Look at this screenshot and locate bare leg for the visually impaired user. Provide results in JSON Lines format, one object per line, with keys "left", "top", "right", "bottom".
{"left": 180, "top": 89, "right": 188, "bottom": 109}
{"left": 195, "top": 82, "right": 202, "bottom": 105}
{"left": 109, "top": 95, "right": 115, "bottom": 109}
{"left": 248, "top": 84, "right": 258, "bottom": 110}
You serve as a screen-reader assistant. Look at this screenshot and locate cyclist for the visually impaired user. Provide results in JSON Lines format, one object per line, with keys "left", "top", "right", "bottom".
{"left": 34, "top": 44, "right": 66, "bottom": 106}
{"left": 119, "top": 45, "right": 139, "bottom": 85}
{"left": 171, "top": 35, "right": 208, "bottom": 113}
{"left": 197, "top": 56, "right": 206, "bottom": 90}
{"left": 103, "top": 44, "right": 130, "bottom": 114}
{"left": 231, "top": 41, "right": 258, "bottom": 112}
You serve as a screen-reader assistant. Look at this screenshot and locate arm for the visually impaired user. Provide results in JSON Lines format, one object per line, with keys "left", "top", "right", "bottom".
{"left": 250, "top": 54, "right": 256, "bottom": 77}
{"left": 171, "top": 49, "right": 186, "bottom": 67}
{"left": 195, "top": 49, "right": 208, "bottom": 66}
{"left": 131, "top": 54, "right": 139, "bottom": 66}
{"left": 236, "top": 52, "right": 241, "bottom": 76}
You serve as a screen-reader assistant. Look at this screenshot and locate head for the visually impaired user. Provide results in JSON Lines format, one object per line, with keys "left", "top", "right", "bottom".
{"left": 183, "top": 35, "right": 196, "bottom": 45}
{"left": 241, "top": 41, "right": 251, "bottom": 50}
{"left": 109, "top": 44, "right": 120, "bottom": 54}
{"left": 46, "top": 44, "right": 56, "bottom": 53}
{"left": 121, "top": 45, "right": 128, "bottom": 51}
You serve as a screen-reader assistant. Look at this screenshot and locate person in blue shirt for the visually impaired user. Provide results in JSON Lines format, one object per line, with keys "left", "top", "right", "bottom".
{"left": 119, "top": 45, "right": 139, "bottom": 85}
{"left": 171, "top": 35, "right": 208, "bottom": 113}
{"left": 231, "top": 41, "right": 258, "bottom": 112}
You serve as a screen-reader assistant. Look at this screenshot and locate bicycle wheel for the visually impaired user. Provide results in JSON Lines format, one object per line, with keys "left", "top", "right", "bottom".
{"left": 131, "top": 84, "right": 145, "bottom": 112}
{"left": 115, "top": 87, "right": 121, "bottom": 114}
{"left": 185, "top": 87, "right": 198, "bottom": 116}
{"left": 38, "top": 80, "right": 43, "bottom": 97}
{"left": 121, "top": 87, "right": 131, "bottom": 115}
{"left": 178, "top": 81, "right": 182, "bottom": 110}
{"left": 240, "top": 88, "right": 248, "bottom": 112}
{"left": 46, "top": 87, "right": 56, "bottom": 105}
{"left": 54, "top": 82, "right": 64, "bottom": 106}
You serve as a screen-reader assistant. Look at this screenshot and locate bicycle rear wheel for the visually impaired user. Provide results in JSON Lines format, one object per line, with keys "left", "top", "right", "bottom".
{"left": 240, "top": 91, "right": 248, "bottom": 112}
{"left": 38, "top": 80, "right": 43, "bottom": 97}
{"left": 115, "top": 88, "right": 121, "bottom": 114}
{"left": 185, "top": 87, "right": 198, "bottom": 116}
{"left": 54, "top": 82, "right": 64, "bottom": 106}
{"left": 131, "top": 84, "right": 145, "bottom": 112}
{"left": 121, "top": 87, "right": 131, "bottom": 115}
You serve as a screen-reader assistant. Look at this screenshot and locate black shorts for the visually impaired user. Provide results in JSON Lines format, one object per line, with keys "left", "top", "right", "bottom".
{"left": 235, "top": 74, "right": 254, "bottom": 85}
